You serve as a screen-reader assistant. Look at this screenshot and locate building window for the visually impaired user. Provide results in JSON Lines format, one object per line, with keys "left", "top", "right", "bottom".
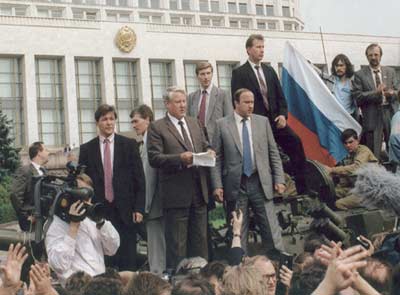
{"left": 36, "top": 58, "right": 65, "bottom": 146}
{"left": 217, "top": 62, "right": 238, "bottom": 93}
{"left": 210, "top": 1, "right": 219, "bottom": 12}
{"left": 268, "top": 22, "right": 276, "bottom": 30}
{"left": 183, "top": 16, "right": 193, "bottom": 25}
{"left": 106, "top": 0, "right": 116, "bottom": 6}
{"left": 75, "top": 60, "right": 102, "bottom": 144}
{"left": 51, "top": 9, "right": 63, "bottom": 18}
{"left": 151, "top": 0, "right": 160, "bottom": 8}
{"left": 239, "top": 3, "right": 247, "bottom": 14}
{"left": 228, "top": 2, "right": 236, "bottom": 13}
{"left": 139, "top": 14, "right": 150, "bottom": 22}
{"left": 181, "top": 0, "right": 191, "bottom": 10}
{"left": 255, "top": 4, "right": 263, "bottom": 15}
{"left": 284, "top": 22, "right": 292, "bottom": 31}
{"left": 152, "top": 15, "right": 162, "bottom": 23}
{"left": 106, "top": 12, "right": 117, "bottom": 21}
{"left": 113, "top": 60, "right": 139, "bottom": 132}
{"left": 229, "top": 20, "right": 238, "bottom": 28}
{"left": 0, "top": 6, "right": 12, "bottom": 16}
{"left": 200, "top": 17, "right": 210, "bottom": 26}
{"left": 282, "top": 6, "right": 290, "bottom": 17}
{"left": 15, "top": 7, "right": 27, "bottom": 16}
{"left": 170, "top": 0, "right": 178, "bottom": 9}
{"left": 170, "top": 16, "right": 180, "bottom": 24}
{"left": 72, "top": 9, "right": 84, "bottom": 19}
{"left": 86, "top": 11, "right": 97, "bottom": 20}
{"left": 119, "top": 13, "right": 130, "bottom": 21}
{"left": 212, "top": 18, "right": 222, "bottom": 26}
{"left": 266, "top": 5, "right": 274, "bottom": 16}
{"left": 257, "top": 21, "right": 266, "bottom": 29}
{"left": 240, "top": 19, "right": 249, "bottom": 28}
{"left": 199, "top": 0, "right": 208, "bottom": 12}
{"left": 0, "top": 57, "right": 24, "bottom": 147}
{"left": 183, "top": 63, "right": 199, "bottom": 94}
{"left": 138, "top": 0, "right": 148, "bottom": 8}
{"left": 149, "top": 61, "right": 173, "bottom": 119}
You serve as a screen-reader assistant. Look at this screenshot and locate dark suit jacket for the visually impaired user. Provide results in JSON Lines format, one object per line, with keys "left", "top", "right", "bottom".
{"left": 147, "top": 115, "right": 210, "bottom": 209}
{"left": 352, "top": 66, "right": 399, "bottom": 131}
{"left": 188, "top": 85, "right": 233, "bottom": 145}
{"left": 10, "top": 164, "right": 38, "bottom": 230}
{"left": 231, "top": 61, "right": 288, "bottom": 121}
{"left": 79, "top": 133, "right": 145, "bottom": 225}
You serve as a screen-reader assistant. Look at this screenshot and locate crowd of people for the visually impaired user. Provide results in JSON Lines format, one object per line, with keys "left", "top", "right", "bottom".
{"left": 3, "top": 33, "right": 400, "bottom": 294}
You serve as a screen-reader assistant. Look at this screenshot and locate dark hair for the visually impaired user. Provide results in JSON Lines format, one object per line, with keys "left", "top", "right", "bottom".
{"left": 289, "top": 262, "right": 327, "bottom": 295}
{"left": 130, "top": 104, "right": 154, "bottom": 122}
{"left": 200, "top": 261, "right": 227, "bottom": 280}
{"left": 365, "top": 43, "right": 383, "bottom": 56}
{"left": 82, "top": 277, "right": 123, "bottom": 295}
{"left": 171, "top": 274, "right": 215, "bottom": 295}
{"left": 233, "top": 88, "right": 253, "bottom": 103}
{"left": 331, "top": 54, "right": 354, "bottom": 78}
{"left": 94, "top": 104, "right": 118, "bottom": 122}
{"left": 341, "top": 128, "right": 358, "bottom": 143}
{"left": 65, "top": 271, "right": 92, "bottom": 295}
{"left": 94, "top": 268, "right": 121, "bottom": 281}
{"left": 195, "top": 62, "right": 213, "bottom": 75}
{"left": 125, "top": 272, "right": 171, "bottom": 295}
{"left": 29, "top": 141, "right": 44, "bottom": 160}
{"left": 303, "top": 232, "right": 330, "bottom": 253}
{"left": 359, "top": 258, "right": 392, "bottom": 293}
{"left": 245, "top": 34, "right": 264, "bottom": 49}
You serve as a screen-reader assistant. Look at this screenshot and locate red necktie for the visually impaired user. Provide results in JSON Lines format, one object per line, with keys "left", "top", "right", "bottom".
{"left": 255, "top": 65, "right": 269, "bottom": 110}
{"left": 103, "top": 138, "right": 114, "bottom": 203}
{"left": 198, "top": 90, "right": 207, "bottom": 127}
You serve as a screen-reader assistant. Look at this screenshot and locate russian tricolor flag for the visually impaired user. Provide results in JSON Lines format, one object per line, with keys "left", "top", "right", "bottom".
{"left": 282, "top": 42, "right": 362, "bottom": 167}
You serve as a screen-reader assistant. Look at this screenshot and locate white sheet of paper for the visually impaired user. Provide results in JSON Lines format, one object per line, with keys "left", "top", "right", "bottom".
{"left": 193, "top": 151, "right": 216, "bottom": 167}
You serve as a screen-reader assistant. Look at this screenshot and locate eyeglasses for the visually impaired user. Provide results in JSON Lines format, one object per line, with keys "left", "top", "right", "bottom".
{"left": 263, "top": 273, "right": 277, "bottom": 282}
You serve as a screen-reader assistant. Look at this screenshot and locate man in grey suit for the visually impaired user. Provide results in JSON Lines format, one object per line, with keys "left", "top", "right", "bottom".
{"left": 211, "top": 88, "right": 286, "bottom": 254}
{"left": 188, "top": 62, "right": 233, "bottom": 145}
{"left": 130, "top": 104, "right": 166, "bottom": 275}
{"left": 147, "top": 86, "right": 214, "bottom": 269}
{"left": 352, "top": 43, "right": 399, "bottom": 158}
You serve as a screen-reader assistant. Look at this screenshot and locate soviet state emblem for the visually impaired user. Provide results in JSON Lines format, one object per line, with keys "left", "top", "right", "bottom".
{"left": 115, "top": 26, "right": 136, "bottom": 53}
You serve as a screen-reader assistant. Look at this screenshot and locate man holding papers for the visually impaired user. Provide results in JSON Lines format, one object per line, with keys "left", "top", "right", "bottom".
{"left": 211, "top": 88, "right": 286, "bottom": 254}
{"left": 147, "top": 86, "right": 214, "bottom": 269}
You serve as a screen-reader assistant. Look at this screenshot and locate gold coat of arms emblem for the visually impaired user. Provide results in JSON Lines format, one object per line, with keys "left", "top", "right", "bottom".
{"left": 115, "top": 26, "right": 136, "bottom": 53}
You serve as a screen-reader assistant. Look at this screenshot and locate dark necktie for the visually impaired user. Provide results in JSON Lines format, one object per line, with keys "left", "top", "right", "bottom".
{"left": 255, "top": 65, "right": 269, "bottom": 110}
{"left": 103, "top": 138, "right": 114, "bottom": 203}
{"left": 39, "top": 167, "right": 47, "bottom": 175}
{"left": 242, "top": 118, "right": 252, "bottom": 177}
{"left": 373, "top": 69, "right": 381, "bottom": 88}
{"left": 198, "top": 90, "right": 207, "bottom": 127}
{"left": 178, "top": 120, "right": 193, "bottom": 152}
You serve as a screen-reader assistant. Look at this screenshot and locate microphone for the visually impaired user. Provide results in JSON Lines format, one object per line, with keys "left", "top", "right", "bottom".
{"left": 352, "top": 164, "right": 400, "bottom": 216}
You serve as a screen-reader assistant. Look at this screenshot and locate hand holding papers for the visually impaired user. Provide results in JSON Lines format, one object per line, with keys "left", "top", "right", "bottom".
{"left": 193, "top": 150, "right": 216, "bottom": 167}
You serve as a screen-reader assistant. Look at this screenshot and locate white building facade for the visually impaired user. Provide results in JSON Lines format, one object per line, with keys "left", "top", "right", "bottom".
{"left": 0, "top": 0, "right": 399, "bottom": 149}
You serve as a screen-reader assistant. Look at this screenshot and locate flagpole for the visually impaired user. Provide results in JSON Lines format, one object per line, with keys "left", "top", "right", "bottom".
{"left": 319, "top": 26, "right": 330, "bottom": 76}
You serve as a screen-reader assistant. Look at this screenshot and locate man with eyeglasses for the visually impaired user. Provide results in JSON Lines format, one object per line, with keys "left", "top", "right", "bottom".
{"left": 322, "top": 128, "right": 377, "bottom": 210}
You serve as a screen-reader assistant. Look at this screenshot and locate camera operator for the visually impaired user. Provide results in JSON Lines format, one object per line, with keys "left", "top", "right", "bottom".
{"left": 45, "top": 174, "right": 120, "bottom": 286}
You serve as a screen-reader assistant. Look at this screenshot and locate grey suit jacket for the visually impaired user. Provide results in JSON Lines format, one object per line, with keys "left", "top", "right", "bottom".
{"left": 140, "top": 133, "right": 162, "bottom": 220}
{"left": 352, "top": 66, "right": 399, "bottom": 131}
{"left": 211, "top": 113, "right": 285, "bottom": 201}
{"left": 188, "top": 85, "right": 233, "bottom": 145}
{"left": 147, "top": 115, "right": 210, "bottom": 209}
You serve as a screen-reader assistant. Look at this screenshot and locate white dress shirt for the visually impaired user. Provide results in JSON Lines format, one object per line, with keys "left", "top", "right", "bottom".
{"left": 234, "top": 112, "right": 256, "bottom": 171}
{"left": 197, "top": 84, "right": 213, "bottom": 121}
{"left": 248, "top": 59, "right": 267, "bottom": 88}
{"left": 99, "top": 133, "right": 115, "bottom": 170}
{"left": 369, "top": 66, "right": 387, "bottom": 104}
{"left": 167, "top": 113, "right": 194, "bottom": 147}
{"left": 31, "top": 161, "right": 44, "bottom": 176}
{"left": 45, "top": 215, "right": 120, "bottom": 286}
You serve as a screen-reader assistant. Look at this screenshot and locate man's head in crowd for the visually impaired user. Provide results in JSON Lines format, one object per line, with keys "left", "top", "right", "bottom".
{"left": 164, "top": 86, "right": 187, "bottom": 120}
{"left": 289, "top": 261, "right": 327, "bottom": 295}
{"left": 341, "top": 128, "right": 359, "bottom": 153}
{"left": 82, "top": 277, "right": 123, "bottom": 295}
{"left": 200, "top": 261, "right": 227, "bottom": 295}
{"left": 331, "top": 54, "right": 354, "bottom": 79}
{"left": 359, "top": 258, "right": 392, "bottom": 294}
{"left": 246, "top": 34, "right": 264, "bottom": 64}
{"left": 303, "top": 233, "right": 330, "bottom": 256}
{"left": 233, "top": 89, "right": 254, "bottom": 118}
{"left": 223, "top": 265, "right": 267, "bottom": 295}
{"left": 125, "top": 272, "right": 171, "bottom": 295}
{"left": 196, "top": 62, "right": 213, "bottom": 89}
{"left": 65, "top": 271, "right": 92, "bottom": 295}
{"left": 29, "top": 141, "right": 49, "bottom": 166}
{"left": 366, "top": 43, "right": 383, "bottom": 69}
{"left": 130, "top": 104, "right": 154, "bottom": 136}
{"left": 171, "top": 274, "right": 215, "bottom": 295}
{"left": 243, "top": 255, "right": 277, "bottom": 294}
{"left": 95, "top": 104, "right": 117, "bottom": 138}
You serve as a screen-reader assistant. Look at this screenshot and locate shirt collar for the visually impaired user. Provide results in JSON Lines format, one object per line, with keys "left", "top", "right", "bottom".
{"left": 167, "top": 113, "right": 186, "bottom": 125}
{"left": 248, "top": 59, "right": 261, "bottom": 68}
{"left": 234, "top": 111, "right": 251, "bottom": 124}
{"left": 201, "top": 84, "right": 213, "bottom": 95}
{"left": 370, "top": 66, "right": 381, "bottom": 73}
{"left": 99, "top": 133, "right": 115, "bottom": 144}
{"left": 31, "top": 161, "right": 41, "bottom": 171}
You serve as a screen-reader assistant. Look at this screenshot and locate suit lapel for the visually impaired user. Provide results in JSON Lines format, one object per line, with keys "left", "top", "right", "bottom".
{"left": 245, "top": 61, "right": 261, "bottom": 93}
{"left": 250, "top": 115, "right": 260, "bottom": 159}
{"left": 227, "top": 114, "right": 243, "bottom": 156}
{"left": 29, "top": 163, "right": 39, "bottom": 176}
{"left": 191, "top": 90, "right": 201, "bottom": 117}
{"left": 364, "top": 67, "right": 376, "bottom": 90}
{"left": 186, "top": 118, "right": 198, "bottom": 153}
{"left": 165, "top": 116, "right": 190, "bottom": 151}
{"left": 113, "top": 134, "right": 121, "bottom": 175}
{"left": 93, "top": 137, "right": 104, "bottom": 180}
{"left": 206, "top": 86, "right": 217, "bottom": 125}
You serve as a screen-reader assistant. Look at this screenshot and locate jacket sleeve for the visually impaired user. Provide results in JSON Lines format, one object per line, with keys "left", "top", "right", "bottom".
{"left": 130, "top": 139, "right": 146, "bottom": 214}
{"left": 269, "top": 67, "right": 288, "bottom": 118}
{"left": 266, "top": 118, "right": 285, "bottom": 185}
{"left": 10, "top": 166, "right": 29, "bottom": 212}
{"left": 210, "top": 120, "right": 223, "bottom": 190}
